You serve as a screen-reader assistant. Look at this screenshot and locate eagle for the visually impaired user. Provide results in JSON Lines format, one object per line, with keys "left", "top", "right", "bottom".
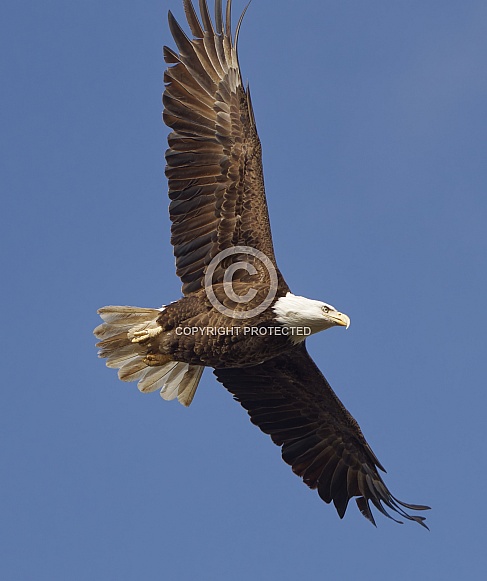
{"left": 94, "top": 0, "right": 429, "bottom": 528}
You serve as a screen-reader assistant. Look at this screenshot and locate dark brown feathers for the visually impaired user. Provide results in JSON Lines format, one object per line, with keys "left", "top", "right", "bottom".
{"left": 164, "top": 0, "right": 279, "bottom": 295}
{"left": 214, "top": 344, "right": 430, "bottom": 527}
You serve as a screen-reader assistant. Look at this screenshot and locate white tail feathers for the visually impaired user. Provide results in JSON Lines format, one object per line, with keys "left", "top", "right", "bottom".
{"left": 94, "top": 306, "right": 203, "bottom": 407}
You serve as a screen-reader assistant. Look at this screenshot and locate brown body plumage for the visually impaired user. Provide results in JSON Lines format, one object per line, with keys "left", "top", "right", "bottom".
{"left": 94, "top": 0, "right": 429, "bottom": 528}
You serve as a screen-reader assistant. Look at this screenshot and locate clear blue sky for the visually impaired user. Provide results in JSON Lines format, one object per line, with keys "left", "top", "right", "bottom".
{"left": 2, "top": 1, "right": 486, "bottom": 579}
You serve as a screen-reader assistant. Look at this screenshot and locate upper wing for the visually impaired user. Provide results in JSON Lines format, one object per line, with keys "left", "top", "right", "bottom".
{"left": 164, "top": 0, "right": 280, "bottom": 295}
{"left": 214, "top": 344, "right": 429, "bottom": 527}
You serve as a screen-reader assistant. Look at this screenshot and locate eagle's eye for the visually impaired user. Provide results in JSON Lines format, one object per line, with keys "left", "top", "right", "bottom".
{"left": 322, "top": 306, "right": 330, "bottom": 314}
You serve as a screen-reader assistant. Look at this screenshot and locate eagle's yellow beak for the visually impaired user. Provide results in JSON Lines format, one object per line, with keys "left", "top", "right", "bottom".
{"left": 330, "top": 312, "right": 350, "bottom": 329}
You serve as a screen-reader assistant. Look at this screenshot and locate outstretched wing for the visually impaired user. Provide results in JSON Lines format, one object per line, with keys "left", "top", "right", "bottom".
{"left": 214, "top": 344, "right": 429, "bottom": 527}
{"left": 164, "top": 0, "right": 281, "bottom": 295}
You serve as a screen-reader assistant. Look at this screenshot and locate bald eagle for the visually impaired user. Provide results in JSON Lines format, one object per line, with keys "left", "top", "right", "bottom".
{"left": 94, "top": 0, "right": 429, "bottom": 528}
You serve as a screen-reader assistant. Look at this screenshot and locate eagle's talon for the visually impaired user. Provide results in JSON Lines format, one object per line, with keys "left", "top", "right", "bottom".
{"left": 143, "top": 353, "right": 173, "bottom": 366}
{"left": 129, "top": 327, "right": 162, "bottom": 343}
{"left": 130, "top": 330, "right": 149, "bottom": 343}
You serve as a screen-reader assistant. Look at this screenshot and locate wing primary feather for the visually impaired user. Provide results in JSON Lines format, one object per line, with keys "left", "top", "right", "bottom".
{"left": 235, "top": 1, "right": 252, "bottom": 51}
{"left": 392, "top": 497, "right": 431, "bottom": 511}
{"left": 333, "top": 485, "right": 351, "bottom": 519}
{"left": 198, "top": 0, "right": 214, "bottom": 34}
{"left": 329, "top": 461, "right": 349, "bottom": 501}
{"left": 183, "top": 0, "right": 204, "bottom": 38}
{"left": 164, "top": 46, "right": 181, "bottom": 64}
{"left": 214, "top": 0, "right": 223, "bottom": 34}
{"left": 225, "top": 0, "right": 232, "bottom": 39}
{"left": 369, "top": 496, "right": 404, "bottom": 525}
{"left": 168, "top": 11, "right": 193, "bottom": 57}
{"left": 356, "top": 497, "right": 377, "bottom": 527}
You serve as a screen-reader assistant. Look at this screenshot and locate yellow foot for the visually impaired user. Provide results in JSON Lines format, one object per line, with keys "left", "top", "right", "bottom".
{"left": 143, "top": 353, "right": 173, "bottom": 367}
{"left": 129, "top": 326, "right": 162, "bottom": 343}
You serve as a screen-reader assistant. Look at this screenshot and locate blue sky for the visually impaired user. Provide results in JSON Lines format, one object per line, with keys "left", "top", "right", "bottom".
{"left": 2, "top": 0, "right": 486, "bottom": 578}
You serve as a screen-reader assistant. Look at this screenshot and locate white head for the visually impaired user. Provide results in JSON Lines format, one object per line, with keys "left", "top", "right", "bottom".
{"left": 272, "top": 292, "right": 350, "bottom": 343}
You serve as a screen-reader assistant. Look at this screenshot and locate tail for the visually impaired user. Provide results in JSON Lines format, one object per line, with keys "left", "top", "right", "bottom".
{"left": 94, "top": 306, "right": 203, "bottom": 407}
